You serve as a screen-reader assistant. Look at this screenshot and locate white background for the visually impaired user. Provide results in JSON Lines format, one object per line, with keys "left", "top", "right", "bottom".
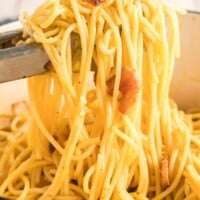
{"left": 0, "top": 0, "right": 44, "bottom": 23}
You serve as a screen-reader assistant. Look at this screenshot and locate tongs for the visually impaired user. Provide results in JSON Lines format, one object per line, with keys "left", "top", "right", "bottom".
{"left": 0, "top": 21, "right": 49, "bottom": 83}
{"left": 0, "top": 11, "right": 199, "bottom": 110}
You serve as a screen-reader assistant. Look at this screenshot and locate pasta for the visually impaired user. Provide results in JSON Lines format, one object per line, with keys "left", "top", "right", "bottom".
{"left": 0, "top": 0, "right": 200, "bottom": 199}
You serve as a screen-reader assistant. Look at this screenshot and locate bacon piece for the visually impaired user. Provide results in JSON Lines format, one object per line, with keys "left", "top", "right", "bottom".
{"left": 160, "top": 156, "right": 170, "bottom": 189}
{"left": 94, "top": 0, "right": 105, "bottom": 5}
{"left": 83, "top": 0, "right": 105, "bottom": 6}
{"left": 119, "top": 67, "right": 140, "bottom": 113}
{"left": 106, "top": 67, "right": 140, "bottom": 113}
{"left": 12, "top": 101, "right": 29, "bottom": 115}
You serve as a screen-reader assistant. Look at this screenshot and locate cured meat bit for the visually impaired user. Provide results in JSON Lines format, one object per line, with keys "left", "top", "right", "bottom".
{"left": 94, "top": 0, "right": 105, "bottom": 5}
{"left": 83, "top": 0, "right": 105, "bottom": 6}
{"left": 12, "top": 101, "right": 29, "bottom": 115}
{"left": 107, "top": 67, "right": 140, "bottom": 113}
{"left": 119, "top": 67, "right": 140, "bottom": 113}
{"left": 160, "top": 156, "right": 170, "bottom": 189}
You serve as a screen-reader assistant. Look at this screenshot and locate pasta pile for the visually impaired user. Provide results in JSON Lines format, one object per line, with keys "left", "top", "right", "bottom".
{"left": 0, "top": 0, "right": 200, "bottom": 199}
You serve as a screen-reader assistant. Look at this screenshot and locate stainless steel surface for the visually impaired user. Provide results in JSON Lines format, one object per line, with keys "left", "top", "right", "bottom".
{"left": 0, "top": 44, "right": 49, "bottom": 83}
{"left": 170, "top": 11, "right": 200, "bottom": 110}
{"left": 0, "top": 29, "right": 21, "bottom": 44}
{"left": 0, "top": 24, "right": 81, "bottom": 83}
{"left": 0, "top": 21, "right": 49, "bottom": 83}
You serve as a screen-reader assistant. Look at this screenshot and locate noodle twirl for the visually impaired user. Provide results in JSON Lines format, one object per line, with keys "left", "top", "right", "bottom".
{"left": 0, "top": 0, "right": 200, "bottom": 199}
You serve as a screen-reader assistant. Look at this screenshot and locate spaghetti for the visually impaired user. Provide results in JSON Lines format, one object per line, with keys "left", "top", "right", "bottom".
{"left": 0, "top": 0, "right": 200, "bottom": 199}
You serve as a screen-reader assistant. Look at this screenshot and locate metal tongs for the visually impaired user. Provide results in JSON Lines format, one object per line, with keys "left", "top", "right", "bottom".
{"left": 0, "top": 21, "right": 49, "bottom": 83}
